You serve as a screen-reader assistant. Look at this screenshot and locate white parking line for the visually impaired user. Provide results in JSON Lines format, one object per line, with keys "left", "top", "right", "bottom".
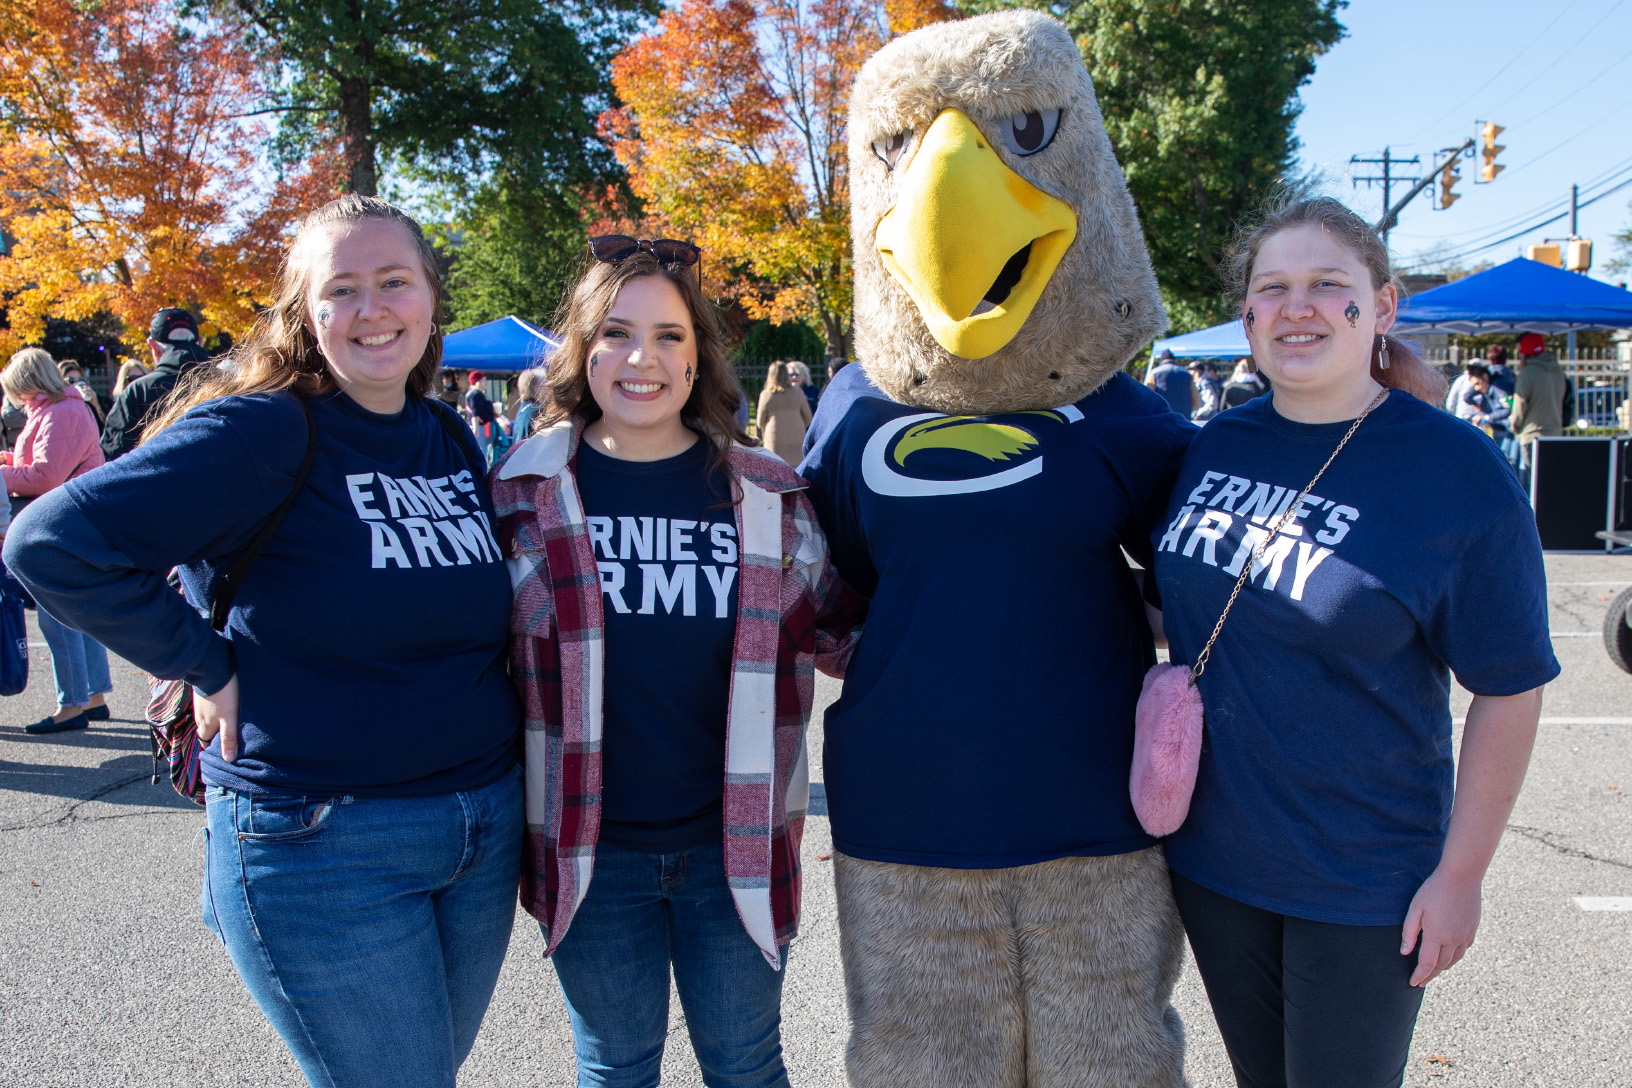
{"left": 1455, "top": 717, "right": 1632, "bottom": 725}
{"left": 1574, "top": 897, "right": 1632, "bottom": 911}
{"left": 1551, "top": 632, "right": 1597, "bottom": 637}
{"left": 1552, "top": 581, "right": 1632, "bottom": 586}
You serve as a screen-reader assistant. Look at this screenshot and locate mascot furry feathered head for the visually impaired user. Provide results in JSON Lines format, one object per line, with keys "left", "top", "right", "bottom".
{"left": 849, "top": 10, "right": 1166, "bottom": 415}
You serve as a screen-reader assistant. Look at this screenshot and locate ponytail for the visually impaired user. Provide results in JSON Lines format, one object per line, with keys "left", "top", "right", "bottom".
{"left": 1372, "top": 334, "right": 1446, "bottom": 406}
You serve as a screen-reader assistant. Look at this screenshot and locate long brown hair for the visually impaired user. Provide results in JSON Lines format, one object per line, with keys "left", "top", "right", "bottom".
{"left": 1223, "top": 196, "right": 1448, "bottom": 406}
{"left": 541, "top": 252, "right": 748, "bottom": 480}
{"left": 145, "top": 195, "right": 445, "bottom": 438}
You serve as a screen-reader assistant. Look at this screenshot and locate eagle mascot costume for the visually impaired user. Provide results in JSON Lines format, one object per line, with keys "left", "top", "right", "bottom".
{"left": 799, "top": 11, "right": 1194, "bottom": 1087}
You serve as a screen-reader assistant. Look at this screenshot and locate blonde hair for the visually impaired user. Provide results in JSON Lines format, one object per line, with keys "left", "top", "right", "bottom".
{"left": 788, "top": 360, "right": 813, "bottom": 386}
{"left": 516, "top": 367, "right": 545, "bottom": 403}
{"left": 146, "top": 194, "right": 444, "bottom": 439}
{"left": 765, "top": 360, "right": 791, "bottom": 394}
{"left": 3, "top": 347, "right": 69, "bottom": 403}
{"left": 112, "top": 359, "right": 150, "bottom": 398}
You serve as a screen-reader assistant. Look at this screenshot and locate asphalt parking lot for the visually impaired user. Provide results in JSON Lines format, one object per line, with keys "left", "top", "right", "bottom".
{"left": 2, "top": 552, "right": 1628, "bottom": 1087}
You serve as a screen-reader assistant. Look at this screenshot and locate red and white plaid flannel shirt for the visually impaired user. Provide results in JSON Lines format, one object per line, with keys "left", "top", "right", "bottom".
{"left": 491, "top": 418, "right": 864, "bottom": 968}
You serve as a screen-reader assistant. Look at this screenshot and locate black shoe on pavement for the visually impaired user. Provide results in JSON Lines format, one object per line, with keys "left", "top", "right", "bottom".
{"left": 25, "top": 712, "right": 89, "bottom": 735}
{"left": 85, "top": 705, "right": 111, "bottom": 721}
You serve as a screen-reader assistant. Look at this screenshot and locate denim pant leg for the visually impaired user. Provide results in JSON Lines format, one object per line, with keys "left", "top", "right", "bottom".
{"left": 35, "top": 606, "right": 87, "bottom": 707}
{"left": 435, "top": 765, "right": 524, "bottom": 1065}
{"left": 81, "top": 632, "right": 110, "bottom": 696}
{"left": 550, "top": 844, "right": 674, "bottom": 1088}
{"left": 202, "top": 772, "right": 522, "bottom": 1088}
{"left": 669, "top": 843, "right": 791, "bottom": 1088}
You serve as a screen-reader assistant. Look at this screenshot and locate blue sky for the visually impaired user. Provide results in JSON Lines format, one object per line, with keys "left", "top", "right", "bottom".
{"left": 1292, "top": 0, "right": 1632, "bottom": 282}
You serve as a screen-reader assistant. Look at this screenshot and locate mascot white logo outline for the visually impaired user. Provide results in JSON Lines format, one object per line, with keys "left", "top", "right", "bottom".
{"left": 860, "top": 404, "right": 1084, "bottom": 497}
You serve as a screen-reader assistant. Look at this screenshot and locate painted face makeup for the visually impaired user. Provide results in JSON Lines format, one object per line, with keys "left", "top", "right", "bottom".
{"left": 583, "top": 275, "right": 699, "bottom": 447}
{"left": 1345, "top": 301, "right": 1360, "bottom": 327}
{"left": 1246, "top": 308, "right": 1255, "bottom": 329}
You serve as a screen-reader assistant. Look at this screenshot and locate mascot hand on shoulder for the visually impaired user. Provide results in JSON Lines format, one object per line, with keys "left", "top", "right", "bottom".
{"left": 800, "top": 11, "right": 1193, "bottom": 1088}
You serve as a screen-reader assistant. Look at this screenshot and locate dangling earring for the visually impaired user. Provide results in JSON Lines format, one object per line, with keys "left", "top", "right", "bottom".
{"left": 1378, "top": 334, "right": 1391, "bottom": 370}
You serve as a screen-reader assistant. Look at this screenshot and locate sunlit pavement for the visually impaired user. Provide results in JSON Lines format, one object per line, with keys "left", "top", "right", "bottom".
{"left": 2, "top": 552, "right": 1628, "bottom": 1087}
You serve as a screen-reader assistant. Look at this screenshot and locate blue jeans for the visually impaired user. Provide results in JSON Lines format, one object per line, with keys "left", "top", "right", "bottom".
{"left": 551, "top": 841, "right": 791, "bottom": 1088}
{"left": 202, "top": 765, "right": 523, "bottom": 1088}
{"left": 35, "top": 605, "right": 110, "bottom": 707}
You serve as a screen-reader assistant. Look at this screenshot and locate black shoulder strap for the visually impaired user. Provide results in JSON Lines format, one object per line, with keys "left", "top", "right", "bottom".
{"left": 427, "top": 396, "right": 488, "bottom": 481}
{"left": 210, "top": 400, "right": 317, "bottom": 631}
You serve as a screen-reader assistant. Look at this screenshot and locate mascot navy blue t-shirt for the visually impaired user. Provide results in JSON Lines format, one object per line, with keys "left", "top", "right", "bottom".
{"left": 1153, "top": 390, "right": 1559, "bottom": 925}
{"left": 801, "top": 363, "right": 1194, "bottom": 868}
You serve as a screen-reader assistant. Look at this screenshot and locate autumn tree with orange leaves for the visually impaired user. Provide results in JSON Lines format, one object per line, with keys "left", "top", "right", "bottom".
{"left": 606, "top": 0, "right": 951, "bottom": 359}
{"left": 0, "top": 0, "right": 337, "bottom": 355}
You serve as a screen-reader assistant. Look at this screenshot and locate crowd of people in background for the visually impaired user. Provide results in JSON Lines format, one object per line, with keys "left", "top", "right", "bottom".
{"left": 1144, "top": 328, "right": 1581, "bottom": 495}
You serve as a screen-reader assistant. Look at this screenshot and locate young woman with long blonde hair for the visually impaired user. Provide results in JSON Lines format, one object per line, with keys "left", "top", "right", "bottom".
{"left": 5, "top": 195, "right": 522, "bottom": 1088}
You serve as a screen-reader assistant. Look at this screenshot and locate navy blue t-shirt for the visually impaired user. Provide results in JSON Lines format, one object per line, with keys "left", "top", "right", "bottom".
{"left": 574, "top": 438, "right": 740, "bottom": 852}
{"left": 5, "top": 390, "right": 519, "bottom": 797}
{"left": 800, "top": 364, "right": 1194, "bottom": 868}
{"left": 1153, "top": 391, "right": 1559, "bottom": 925}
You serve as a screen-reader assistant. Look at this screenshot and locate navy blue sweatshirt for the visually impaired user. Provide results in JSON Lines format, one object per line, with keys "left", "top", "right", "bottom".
{"left": 4, "top": 389, "right": 520, "bottom": 796}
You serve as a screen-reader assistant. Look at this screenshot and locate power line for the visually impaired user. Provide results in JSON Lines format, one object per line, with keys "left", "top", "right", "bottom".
{"left": 1501, "top": 99, "right": 1632, "bottom": 182}
{"left": 1483, "top": 0, "right": 1627, "bottom": 118}
{"left": 1402, "top": 0, "right": 1583, "bottom": 143}
{"left": 1400, "top": 173, "right": 1632, "bottom": 269}
{"left": 1507, "top": 40, "right": 1632, "bottom": 131}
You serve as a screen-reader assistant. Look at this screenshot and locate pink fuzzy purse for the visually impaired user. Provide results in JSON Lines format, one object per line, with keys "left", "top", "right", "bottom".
{"left": 1130, "top": 389, "right": 1387, "bottom": 837}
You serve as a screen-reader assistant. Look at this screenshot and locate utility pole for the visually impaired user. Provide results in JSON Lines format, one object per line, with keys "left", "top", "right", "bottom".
{"left": 1371, "top": 140, "right": 1476, "bottom": 238}
{"left": 1571, "top": 183, "right": 1579, "bottom": 236}
{"left": 1351, "top": 148, "right": 1422, "bottom": 242}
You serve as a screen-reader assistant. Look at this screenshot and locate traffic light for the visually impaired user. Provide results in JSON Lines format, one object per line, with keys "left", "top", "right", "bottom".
{"left": 1439, "top": 160, "right": 1461, "bottom": 209}
{"left": 1480, "top": 122, "right": 1505, "bottom": 183}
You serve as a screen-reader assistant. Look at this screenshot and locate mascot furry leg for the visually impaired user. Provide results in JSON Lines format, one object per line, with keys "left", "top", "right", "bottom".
{"left": 837, "top": 851, "right": 1184, "bottom": 1088}
{"left": 797, "top": 11, "right": 1195, "bottom": 1087}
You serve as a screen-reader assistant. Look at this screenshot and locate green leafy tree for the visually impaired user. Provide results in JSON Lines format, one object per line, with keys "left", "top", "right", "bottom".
{"left": 964, "top": 0, "right": 1344, "bottom": 331}
{"left": 1605, "top": 201, "right": 1632, "bottom": 275}
{"left": 222, "top": 0, "right": 650, "bottom": 196}
{"left": 438, "top": 177, "right": 591, "bottom": 330}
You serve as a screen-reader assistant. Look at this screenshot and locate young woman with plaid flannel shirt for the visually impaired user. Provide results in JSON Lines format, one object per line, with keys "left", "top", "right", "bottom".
{"left": 490, "top": 245, "right": 863, "bottom": 1088}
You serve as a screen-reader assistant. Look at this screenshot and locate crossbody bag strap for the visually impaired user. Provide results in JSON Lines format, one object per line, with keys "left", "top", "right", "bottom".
{"left": 209, "top": 400, "right": 318, "bottom": 631}
{"left": 1188, "top": 387, "right": 1389, "bottom": 682}
{"left": 428, "top": 396, "right": 489, "bottom": 481}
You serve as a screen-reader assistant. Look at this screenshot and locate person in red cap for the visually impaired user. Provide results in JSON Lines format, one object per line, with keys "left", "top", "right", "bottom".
{"left": 1509, "top": 332, "right": 1566, "bottom": 491}
{"left": 463, "top": 369, "right": 500, "bottom": 464}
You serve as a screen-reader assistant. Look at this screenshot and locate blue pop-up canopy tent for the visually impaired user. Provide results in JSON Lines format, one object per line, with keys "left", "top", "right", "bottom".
{"left": 1151, "top": 320, "right": 1249, "bottom": 359}
{"left": 1396, "top": 258, "right": 1632, "bottom": 333}
{"left": 440, "top": 316, "right": 558, "bottom": 372}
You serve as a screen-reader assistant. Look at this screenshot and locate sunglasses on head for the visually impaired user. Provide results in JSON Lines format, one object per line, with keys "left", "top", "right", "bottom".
{"left": 587, "top": 234, "right": 702, "bottom": 268}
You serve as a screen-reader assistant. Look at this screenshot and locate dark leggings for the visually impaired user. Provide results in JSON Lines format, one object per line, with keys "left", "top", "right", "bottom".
{"left": 1171, "top": 871, "right": 1426, "bottom": 1088}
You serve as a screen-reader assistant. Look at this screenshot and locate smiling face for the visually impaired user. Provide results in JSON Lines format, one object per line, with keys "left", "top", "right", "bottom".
{"left": 584, "top": 275, "right": 698, "bottom": 448}
{"left": 303, "top": 218, "right": 435, "bottom": 414}
{"left": 1243, "top": 224, "right": 1396, "bottom": 403}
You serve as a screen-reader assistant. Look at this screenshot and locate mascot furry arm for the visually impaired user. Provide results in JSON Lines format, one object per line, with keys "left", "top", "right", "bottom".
{"left": 799, "top": 11, "right": 1193, "bottom": 1088}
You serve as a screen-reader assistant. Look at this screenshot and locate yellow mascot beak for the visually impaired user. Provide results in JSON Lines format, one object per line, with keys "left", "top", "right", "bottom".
{"left": 876, "top": 109, "right": 1078, "bottom": 360}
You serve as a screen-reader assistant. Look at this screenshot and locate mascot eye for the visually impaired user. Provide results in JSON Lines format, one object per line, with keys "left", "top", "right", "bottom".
{"left": 999, "top": 109, "right": 1061, "bottom": 156}
{"left": 871, "top": 129, "right": 911, "bottom": 170}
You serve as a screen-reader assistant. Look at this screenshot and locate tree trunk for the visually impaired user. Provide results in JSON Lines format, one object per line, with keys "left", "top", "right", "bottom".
{"left": 337, "top": 76, "right": 376, "bottom": 196}
{"left": 820, "top": 308, "right": 851, "bottom": 365}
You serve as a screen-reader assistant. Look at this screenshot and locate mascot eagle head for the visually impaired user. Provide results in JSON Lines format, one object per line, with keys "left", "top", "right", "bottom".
{"left": 849, "top": 10, "right": 1166, "bottom": 415}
